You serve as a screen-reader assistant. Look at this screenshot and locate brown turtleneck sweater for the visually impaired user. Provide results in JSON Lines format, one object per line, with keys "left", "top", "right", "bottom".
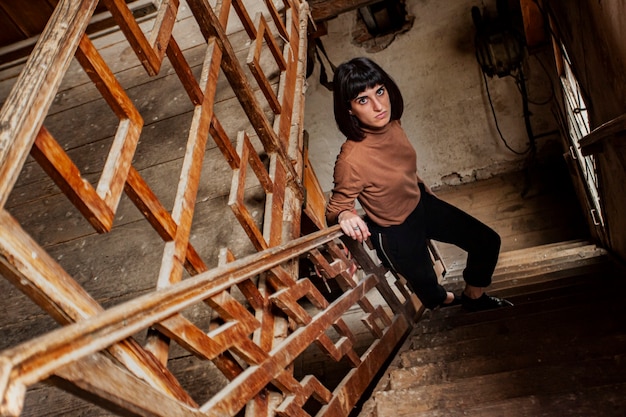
{"left": 326, "top": 120, "right": 422, "bottom": 227}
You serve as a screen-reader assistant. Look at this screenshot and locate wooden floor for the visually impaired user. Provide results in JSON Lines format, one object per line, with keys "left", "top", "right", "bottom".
{"left": 356, "top": 158, "right": 626, "bottom": 416}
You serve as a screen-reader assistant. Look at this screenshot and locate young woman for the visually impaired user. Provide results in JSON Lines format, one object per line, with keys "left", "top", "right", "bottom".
{"left": 325, "top": 57, "right": 513, "bottom": 312}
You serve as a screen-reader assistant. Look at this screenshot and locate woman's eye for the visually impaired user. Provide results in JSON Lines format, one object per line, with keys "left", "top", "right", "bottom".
{"left": 357, "top": 98, "right": 367, "bottom": 105}
{"left": 376, "top": 87, "right": 385, "bottom": 96}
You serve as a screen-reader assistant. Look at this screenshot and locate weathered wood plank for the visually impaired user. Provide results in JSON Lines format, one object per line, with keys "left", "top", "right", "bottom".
{"left": 229, "top": 136, "right": 269, "bottom": 250}
{"left": 579, "top": 112, "right": 626, "bottom": 155}
{"left": 18, "top": 385, "right": 112, "bottom": 417}
{"left": 308, "top": 0, "right": 382, "bottom": 22}
{"left": 100, "top": 0, "right": 177, "bottom": 76}
{"left": 0, "top": 226, "right": 346, "bottom": 413}
{"left": 0, "top": 0, "right": 100, "bottom": 207}
{"left": 247, "top": 12, "right": 285, "bottom": 115}
{"left": 404, "top": 291, "right": 625, "bottom": 358}
{"left": 30, "top": 126, "right": 115, "bottom": 233}
{"left": 125, "top": 166, "right": 207, "bottom": 274}
{"left": 264, "top": 0, "right": 289, "bottom": 40}
{"left": 0, "top": 209, "right": 196, "bottom": 408}
{"left": 186, "top": 0, "right": 301, "bottom": 196}
{"left": 302, "top": 133, "right": 327, "bottom": 230}
{"left": 154, "top": 312, "right": 257, "bottom": 362}
{"left": 371, "top": 355, "right": 626, "bottom": 416}
{"left": 266, "top": 154, "right": 286, "bottom": 247}
{"left": 166, "top": 36, "right": 204, "bottom": 105}
{"left": 444, "top": 241, "right": 604, "bottom": 277}
{"left": 198, "top": 270, "right": 383, "bottom": 415}
{"left": 274, "top": 7, "right": 299, "bottom": 152}
{"left": 317, "top": 313, "right": 410, "bottom": 417}
{"left": 52, "top": 353, "right": 201, "bottom": 417}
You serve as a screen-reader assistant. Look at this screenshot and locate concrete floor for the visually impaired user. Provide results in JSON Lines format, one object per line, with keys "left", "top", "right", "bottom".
{"left": 303, "top": 0, "right": 559, "bottom": 193}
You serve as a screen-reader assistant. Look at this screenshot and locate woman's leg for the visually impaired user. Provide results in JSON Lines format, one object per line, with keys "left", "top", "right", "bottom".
{"left": 419, "top": 187, "right": 500, "bottom": 287}
{"left": 369, "top": 202, "right": 447, "bottom": 309}
{"left": 419, "top": 186, "right": 512, "bottom": 310}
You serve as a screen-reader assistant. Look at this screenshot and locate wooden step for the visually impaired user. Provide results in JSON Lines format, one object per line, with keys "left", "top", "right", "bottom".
{"left": 404, "top": 291, "right": 626, "bottom": 354}
{"left": 444, "top": 240, "right": 605, "bottom": 276}
{"left": 442, "top": 241, "right": 609, "bottom": 294}
{"left": 356, "top": 241, "right": 626, "bottom": 417}
{"left": 368, "top": 380, "right": 626, "bottom": 417}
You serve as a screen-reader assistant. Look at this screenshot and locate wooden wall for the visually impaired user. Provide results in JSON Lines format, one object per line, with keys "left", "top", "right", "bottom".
{"left": 546, "top": 0, "right": 626, "bottom": 264}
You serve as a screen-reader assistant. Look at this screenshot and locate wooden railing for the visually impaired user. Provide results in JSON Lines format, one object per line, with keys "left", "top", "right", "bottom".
{"left": 0, "top": 224, "right": 417, "bottom": 416}
{"left": 0, "top": 0, "right": 419, "bottom": 415}
{"left": 579, "top": 113, "right": 626, "bottom": 156}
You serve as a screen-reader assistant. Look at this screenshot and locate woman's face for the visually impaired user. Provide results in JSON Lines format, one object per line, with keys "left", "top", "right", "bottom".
{"left": 349, "top": 84, "right": 391, "bottom": 130}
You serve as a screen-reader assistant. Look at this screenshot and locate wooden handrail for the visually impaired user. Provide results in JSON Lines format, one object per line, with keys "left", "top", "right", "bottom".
{"left": 0, "top": 0, "right": 100, "bottom": 208}
{"left": 579, "top": 112, "right": 626, "bottom": 156}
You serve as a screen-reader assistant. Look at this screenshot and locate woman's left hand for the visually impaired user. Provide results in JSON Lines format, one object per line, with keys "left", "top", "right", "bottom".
{"left": 338, "top": 211, "right": 371, "bottom": 243}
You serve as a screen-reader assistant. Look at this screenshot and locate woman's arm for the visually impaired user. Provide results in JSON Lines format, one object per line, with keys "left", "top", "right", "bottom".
{"left": 326, "top": 158, "right": 371, "bottom": 242}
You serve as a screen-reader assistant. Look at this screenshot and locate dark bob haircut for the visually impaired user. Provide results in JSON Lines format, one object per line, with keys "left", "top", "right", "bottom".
{"left": 332, "top": 57, "right": 404, "bottom": 140}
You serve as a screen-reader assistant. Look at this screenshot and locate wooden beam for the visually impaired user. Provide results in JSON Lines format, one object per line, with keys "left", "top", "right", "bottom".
{"left": 316, "top": 313, "right": 410, "bottom": 416}
{"left": 30, "top": 126, "right": 115, "bottom": 233}
{"left": 198, "top": 271, "right": 382, "bottom": 415}
{"left": 51, "top": 354, "right": 202, "bottom": 417}
{"left": 0, "top": 225, "right": 345, "bottom": 411}
{"left": 186, "top": 0, "right": 302, "bottom": 197}
{"left": 579, "top": 112, "right": 626, "bottom": 156}
{"left": 247, "top": 12, "right": 286, "bottom": 115}
{"left": 100, "top": 0, "right": 179, "bottom": 76}
{"left": 166, "top": 36, "right": 204, "bottom": 105}
{"left": 308, "top": 0, "right": 382, "bottom": 22}
{"left": 0, "top": 209, "right": 196, "bottom": 409}
{"left": 0, "top": 0, "right": 100, "bottom": 208}
{"left": 124, "top": 167, "right": 208, "bottom": 275}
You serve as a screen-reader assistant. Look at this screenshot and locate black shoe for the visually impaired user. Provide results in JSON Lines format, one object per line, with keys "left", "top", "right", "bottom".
{"left": 462, "top": 293, "right": 513, "bottom": 312}
{"left": 438, "top": 294, "right": 462, "bottom": 309}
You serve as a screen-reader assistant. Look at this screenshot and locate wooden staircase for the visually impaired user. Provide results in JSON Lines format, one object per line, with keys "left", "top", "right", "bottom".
{"left": 357, "top": 240, "right": 626, "bottom": 417}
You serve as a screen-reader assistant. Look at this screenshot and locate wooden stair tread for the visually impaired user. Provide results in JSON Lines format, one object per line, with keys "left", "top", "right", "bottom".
{"left": 442, "top": 241, "right": 609, "bottom": 292}
{"left": 458, "top": 385, "right": 626, "bottom": 417}
{"left": 371, "top": 382, "right": 626, "bottom": 417}
{"left": 444, "top": 240, "right": 605, "bottom": 274}
{"left": 384, "top": 352, "right": 626, "bottom": 396}
{"left": 407, "top": 292, "right": 624, "bottom": 349}
{"left": 357, "top": 241, "right": 626, "bottom": 417}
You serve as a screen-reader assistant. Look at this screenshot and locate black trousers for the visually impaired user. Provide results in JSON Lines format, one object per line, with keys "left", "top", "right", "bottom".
{"left": 368, "top": 183, "right": 501, "bottom": 309}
